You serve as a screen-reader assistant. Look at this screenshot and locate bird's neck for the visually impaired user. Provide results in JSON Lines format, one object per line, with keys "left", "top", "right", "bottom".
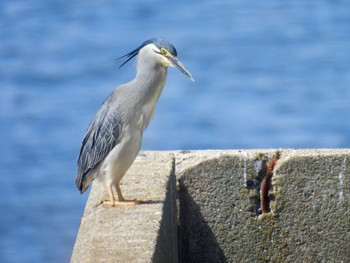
{"left": 126, "top": 63, "right": 167, "bottom": 131}
{"left": 134, "top": 64, "right": 168, "bottom": 106}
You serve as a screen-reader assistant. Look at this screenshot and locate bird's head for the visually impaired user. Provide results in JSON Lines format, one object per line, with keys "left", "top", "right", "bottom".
{"left": 119, "top": 38, "right": 194, "bottom": 81}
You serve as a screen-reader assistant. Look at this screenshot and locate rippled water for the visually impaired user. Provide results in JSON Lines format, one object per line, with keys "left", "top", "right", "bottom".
{"left": 1, "top": 1, "right": 350, "bottom": 262}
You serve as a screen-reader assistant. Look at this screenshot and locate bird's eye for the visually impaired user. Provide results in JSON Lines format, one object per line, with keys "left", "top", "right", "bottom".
{"left": 160, "top": 48, "right": 167, "bottom": 55}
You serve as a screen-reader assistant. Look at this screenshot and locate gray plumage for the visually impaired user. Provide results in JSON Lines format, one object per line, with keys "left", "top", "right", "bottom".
{"left": 76, "top": 38, "right": 193, "bottom": 205}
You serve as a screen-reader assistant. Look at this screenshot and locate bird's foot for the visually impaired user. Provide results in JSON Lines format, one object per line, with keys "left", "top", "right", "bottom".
{"left": 102, "top": 199, "right": 152, "bottom": 206}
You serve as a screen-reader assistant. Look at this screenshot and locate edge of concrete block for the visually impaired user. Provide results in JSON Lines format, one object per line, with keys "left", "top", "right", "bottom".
{"left": 71, "top": 151, "right": 177, "bottom": 263}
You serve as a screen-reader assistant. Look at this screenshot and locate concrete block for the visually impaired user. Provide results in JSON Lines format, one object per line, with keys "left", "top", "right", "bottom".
{"left": 72, "top": 149, "right": 350, "bottom": 262}
{"left": 271, "top": 149, "right": 350, "bottom": 262}
{"left": 177, "top": 149, "right": 350, "bottom": 262}
{"left": 71, "top": 151, "right": 177, "bottom": 263}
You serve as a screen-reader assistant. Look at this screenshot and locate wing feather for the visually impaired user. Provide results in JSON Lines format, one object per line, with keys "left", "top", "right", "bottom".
{"left": 76, "top": 97, "right": 122, "bottom": 193}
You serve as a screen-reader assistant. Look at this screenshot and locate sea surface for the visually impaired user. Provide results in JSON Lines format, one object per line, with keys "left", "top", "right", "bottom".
{"left": 1, "top": 1, "right": 350, "bottom": 262}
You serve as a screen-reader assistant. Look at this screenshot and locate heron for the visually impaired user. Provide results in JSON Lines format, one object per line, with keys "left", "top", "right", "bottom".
{"left": 75, "top": 38, "right": 194, "bottom": 206}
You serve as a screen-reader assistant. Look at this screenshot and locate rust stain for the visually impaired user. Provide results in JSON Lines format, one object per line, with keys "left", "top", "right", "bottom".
{"left": 261, "top": 157, "right": 278, "bottom": 213}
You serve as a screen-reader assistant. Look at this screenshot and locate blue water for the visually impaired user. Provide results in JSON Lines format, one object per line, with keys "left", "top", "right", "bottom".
{"left": 1, "top": 1, "right": 350, "bottom": 262}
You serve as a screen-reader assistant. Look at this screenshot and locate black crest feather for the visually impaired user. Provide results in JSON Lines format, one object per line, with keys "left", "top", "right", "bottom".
{"left": 118, "top": 38, "right": 177, "bottom": 68}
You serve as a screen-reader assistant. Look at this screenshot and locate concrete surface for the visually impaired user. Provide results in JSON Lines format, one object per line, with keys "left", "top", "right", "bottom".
{"left": 72, "top": 149, "right": 350, "bottom": 262}
{"left": 177, "top": 149, "right": 350, "bottom": 262}
{"left": 71, "top": 151, "right": 177, "bottom": 263}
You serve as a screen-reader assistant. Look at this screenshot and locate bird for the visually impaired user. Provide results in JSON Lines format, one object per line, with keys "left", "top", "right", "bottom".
{"left": 75, "top": 38, "right": 194, "bottom": 206}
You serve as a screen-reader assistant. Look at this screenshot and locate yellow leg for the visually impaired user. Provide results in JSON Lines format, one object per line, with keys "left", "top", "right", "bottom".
{"left": 102, "top": 185, "right": 116, "bottom": 206}
{"left": 115, "top": 184, "right": 148, "bottom": 206}
{"left": 115, "top": 184, "right": 125, "bottom": 201}
{"left": 102, "top": 184, "right": 152, "bottom": 206}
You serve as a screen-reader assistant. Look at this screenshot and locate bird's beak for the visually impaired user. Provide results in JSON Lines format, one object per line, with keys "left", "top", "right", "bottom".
{"left": 170, "top": 57, "right": 194, "bottom": 82}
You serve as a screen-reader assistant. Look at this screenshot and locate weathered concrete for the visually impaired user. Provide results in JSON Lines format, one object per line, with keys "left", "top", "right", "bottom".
{"left": 177, "top": 149, "right": 350, "bottom": 262}
{"left": 72, "top": 149, "right": 350, "bottom": 262}
{"left": 71, "top": 151, "right": 177, "bottom": 263}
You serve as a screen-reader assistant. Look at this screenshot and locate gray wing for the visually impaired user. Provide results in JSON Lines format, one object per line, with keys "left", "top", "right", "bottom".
{"left": 76, "top": 96, "right": 123, "bottom": 193}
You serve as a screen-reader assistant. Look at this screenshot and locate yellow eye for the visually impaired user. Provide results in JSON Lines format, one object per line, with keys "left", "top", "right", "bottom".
{"left": 160, "top": 48, "right": 167, "bottom": 55}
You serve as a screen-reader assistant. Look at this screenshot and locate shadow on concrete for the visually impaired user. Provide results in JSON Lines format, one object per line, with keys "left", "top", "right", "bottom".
{"left": 153, "top": 169, "right": 178, "bottom": 263}
{"left": 178, "top": 180, "right": 226, "bottom": 263}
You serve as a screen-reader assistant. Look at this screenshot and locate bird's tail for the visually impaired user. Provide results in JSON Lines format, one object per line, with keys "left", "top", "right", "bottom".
{"left": 75, "top": 172, "right": 94, "bottom": 194}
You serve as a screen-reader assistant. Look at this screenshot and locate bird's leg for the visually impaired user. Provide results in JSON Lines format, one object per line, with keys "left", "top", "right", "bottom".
{"left": 102, "top": 184, "right": 136, "bottom": 206}
{"left": 114, "top": 184, "right": 152, "bottom": 206}
{"left": 113, "top": 184, "right": 138, "bottom": 206}
{"left": 102, "top": 185, "right": 135, "bottom": 206}
{"left": 102, "top": 184, "right": 152, "bottom": 206}
{"left": 102, "top": 185, "right": 116, "bottom": 206}
{"left": 115, "top": 184, "right": 126, "bottom": 202}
